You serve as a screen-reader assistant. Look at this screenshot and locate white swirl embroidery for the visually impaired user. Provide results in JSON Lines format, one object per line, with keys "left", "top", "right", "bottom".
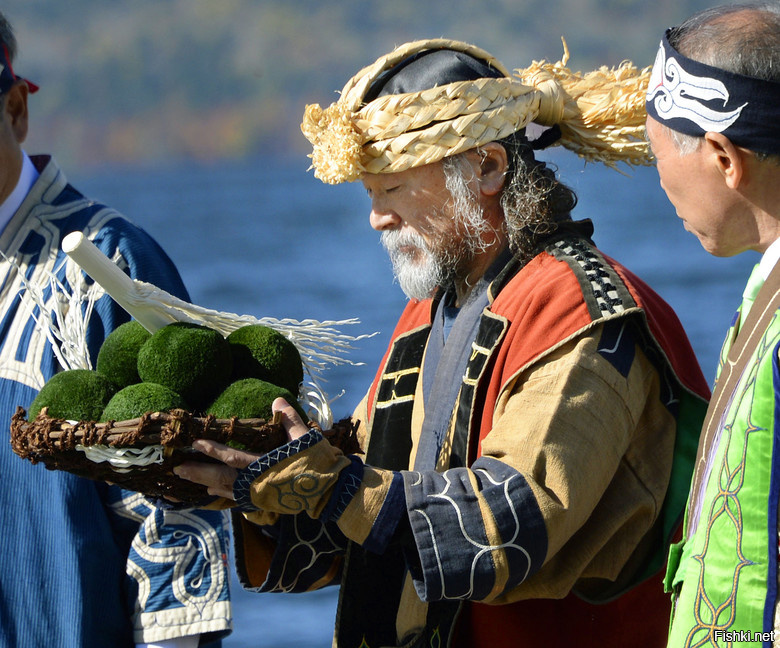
{"left": 410, "top": 468, "right": 533, "bottom": 600}
{"left": 647, "top": 41, "right": 747, "bottom": 132}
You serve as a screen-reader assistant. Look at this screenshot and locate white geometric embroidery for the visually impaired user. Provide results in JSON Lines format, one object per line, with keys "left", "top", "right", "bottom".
{"left": 647, "top": 41, "right": 746, "bottom": 132}
{"left": 0, "top": 211, "right": 115, "bottom": 390}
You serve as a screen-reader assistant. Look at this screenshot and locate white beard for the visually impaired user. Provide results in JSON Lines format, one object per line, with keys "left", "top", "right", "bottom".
{"left": 381, "top": 229, "right": 449, "bottom": 301}
{"left": 381, "top": 166, "right": 493, "bottom": 301}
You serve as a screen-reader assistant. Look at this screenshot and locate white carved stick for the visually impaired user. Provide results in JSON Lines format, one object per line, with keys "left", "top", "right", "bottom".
{"left": 62, "top": 231, "right": 175, "bottom": 332}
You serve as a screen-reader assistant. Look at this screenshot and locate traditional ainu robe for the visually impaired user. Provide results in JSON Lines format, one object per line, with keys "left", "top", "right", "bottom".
{"left": 0, "top": 155, "right": 232, "bottom": 647}
{"left": 235, "top": 232, "right": 709, "bottom": 648}
{"left": 666, "top": 263, "right": 780, "bottom": 648}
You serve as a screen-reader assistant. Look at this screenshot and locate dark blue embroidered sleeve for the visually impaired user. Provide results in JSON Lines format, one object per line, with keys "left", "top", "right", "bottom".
{"left": 401, "top": 457, "right": 547, "bottom": 601}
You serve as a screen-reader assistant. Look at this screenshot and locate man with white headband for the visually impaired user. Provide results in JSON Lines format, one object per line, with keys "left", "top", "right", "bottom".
{"left": 645, "top": 3, "right": 780, "bottom": 646}
{"left": 178, "top": 38, "right": 709, "bottom": 647}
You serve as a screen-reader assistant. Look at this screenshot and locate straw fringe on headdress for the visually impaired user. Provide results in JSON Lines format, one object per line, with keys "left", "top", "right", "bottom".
{"left": 301, "top": 38, "right": 652, "bottom": 184}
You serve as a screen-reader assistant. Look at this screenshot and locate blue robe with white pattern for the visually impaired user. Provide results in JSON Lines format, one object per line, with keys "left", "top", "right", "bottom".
{"left": 0, "top": 156, "right": 231, "bottom": 647}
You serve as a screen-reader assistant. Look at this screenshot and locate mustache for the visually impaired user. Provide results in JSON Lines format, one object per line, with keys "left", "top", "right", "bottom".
{"left": 380, "top": 229, "right": 431, "bottom": 256}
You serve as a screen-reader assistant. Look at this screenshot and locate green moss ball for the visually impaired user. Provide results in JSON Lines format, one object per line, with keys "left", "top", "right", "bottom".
{"left": 227, "top": 325, "right": 303, "bottom": 396}
{"left": 28, "top": 369, "right": 117, "bottom": 421}
{"left": 207, "top": 378, "right": 307, "bottom": 422}
{"left": 137, "top": 322, "right": 232, "bottom": 410}
{"left": 100, "top": 382, "right": 188, "bottom": 422}
{"left": 96, "top": 320, "right": 151, "bottom": 389}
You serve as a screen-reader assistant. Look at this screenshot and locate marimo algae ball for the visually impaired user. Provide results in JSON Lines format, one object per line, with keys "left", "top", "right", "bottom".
{"left": 208, "top": 378, "right": 307, "bottom": 422}
{"left": 227, "top": 324, "right": 303, "bottom": 396}
{"left": 137, "top": 322, "right": 232, "bottom": 411}
{"left": 100, "top": 382, "right": 188, "bottom": 422}
{"left": 28, "top": 369, "right": 116, "bottom": 421}
{"left": 96, "top": 320, "right": 151, "bottom": 389}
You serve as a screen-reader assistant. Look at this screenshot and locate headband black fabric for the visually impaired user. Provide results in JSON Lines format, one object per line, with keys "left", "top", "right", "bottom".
{"left": 646, "top": 29, "right": 780, "bottom": 155}
{"left": 363, "top": 48, "right": 505, "bottom": 104}
{"left": 361, "top": 47, "right": 539, "bottom": 148}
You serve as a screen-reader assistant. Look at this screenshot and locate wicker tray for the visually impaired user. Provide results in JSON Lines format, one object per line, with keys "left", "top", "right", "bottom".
{"left": 11, "top": 406, "right": 361, "bottom": 505}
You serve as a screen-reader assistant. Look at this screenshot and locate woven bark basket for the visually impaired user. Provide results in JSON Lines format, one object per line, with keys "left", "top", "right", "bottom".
{"left": 10, "top": 406, "right": 361, "bottom": 505}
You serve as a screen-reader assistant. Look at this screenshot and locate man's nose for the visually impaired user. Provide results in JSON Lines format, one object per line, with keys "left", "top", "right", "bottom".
{"left": 369, "top": 205, "right": 401, "bottom": 231}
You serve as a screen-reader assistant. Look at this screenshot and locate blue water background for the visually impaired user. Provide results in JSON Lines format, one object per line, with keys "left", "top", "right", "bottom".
{"left": 75, "top": 150, "right": 756, "bottom": 647}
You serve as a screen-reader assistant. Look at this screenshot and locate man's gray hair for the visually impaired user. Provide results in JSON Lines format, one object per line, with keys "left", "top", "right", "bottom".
{"left": 442, "top": 133, "right": 577, "bottom": 263}
{"left": 664, "top": 2, "right": 780, "bottom": 159}
{"left": 670, "top": 2, "right": 780, "bottom": 79}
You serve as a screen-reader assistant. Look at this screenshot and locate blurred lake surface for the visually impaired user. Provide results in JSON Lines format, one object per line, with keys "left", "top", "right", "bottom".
{"left": 75, "top": 149, "right": 756, "bottom": 647}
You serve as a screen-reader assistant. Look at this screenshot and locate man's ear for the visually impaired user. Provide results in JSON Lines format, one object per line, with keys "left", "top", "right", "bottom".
{"left": 474, "top": 142, "right": 508, "bottom": 196}
{"left": 703, "top": 131, "right": 743, "bottom": 189}
{"left": 4, "top": 82, "right": 29, "bottom": 144}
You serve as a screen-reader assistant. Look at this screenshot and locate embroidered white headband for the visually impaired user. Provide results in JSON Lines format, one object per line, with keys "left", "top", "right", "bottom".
{"left": 646, "top": 29, "right": 780, "bottom": 155}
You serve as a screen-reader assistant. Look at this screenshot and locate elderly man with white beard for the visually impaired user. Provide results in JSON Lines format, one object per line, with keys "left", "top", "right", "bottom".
{"left": 175, "top": 39, "right": 711, "bottom": 648}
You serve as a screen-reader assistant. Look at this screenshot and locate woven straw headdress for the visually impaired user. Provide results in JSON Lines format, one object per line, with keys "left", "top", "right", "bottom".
{"left": 301, "top": 38, "right": 652, "bottom": 184}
